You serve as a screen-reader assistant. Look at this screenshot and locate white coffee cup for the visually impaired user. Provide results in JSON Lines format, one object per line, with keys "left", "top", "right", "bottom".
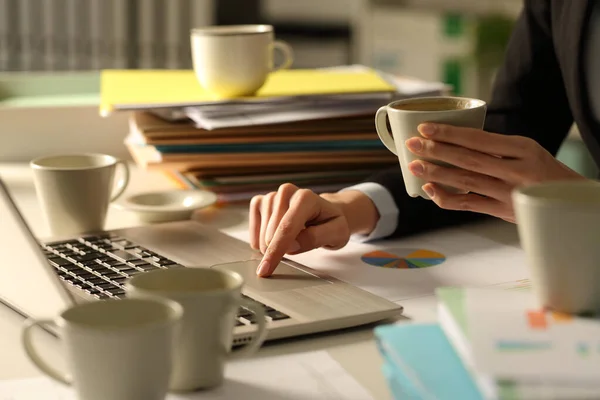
{"left": 375, "top": 96, "right": 487, "bottom": 199}
{"left": 125, "top": 267, "right": 268, "bottom": 391}
{"left": 30, "top": 153, "right": 130, "bottom": 236}
{"left": 191, "top": 24, "right": 293, "bottom": 98}
{"left": 22, "top": 298, "right": 183, "bottom": 400}
{"left": 513, "top": 180, "right": 600, "bottom": 314}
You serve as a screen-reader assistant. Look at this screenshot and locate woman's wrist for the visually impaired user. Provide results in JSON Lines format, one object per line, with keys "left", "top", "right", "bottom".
{"left": 320, "top": 190, "right": 380, "bottom": 236}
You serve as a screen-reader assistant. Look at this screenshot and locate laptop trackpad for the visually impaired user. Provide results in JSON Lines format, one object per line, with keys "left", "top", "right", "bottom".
{"left": 211, "top": 259, "right": 328, "bottom": 292}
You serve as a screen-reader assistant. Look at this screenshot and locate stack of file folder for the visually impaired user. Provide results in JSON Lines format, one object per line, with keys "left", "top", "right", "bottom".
{"left": 101, "top": 65, "right": 448, "bottom": 203}
{"left": 375, "top": 285, "right": 600, "bottom": 400}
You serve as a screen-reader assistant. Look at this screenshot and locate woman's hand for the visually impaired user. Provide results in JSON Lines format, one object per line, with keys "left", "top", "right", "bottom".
{"left": 405, "top": 123, "right": 587, "bottom": 222}
{"left": 249, "top": 184, "right": 379, "bottom": 277}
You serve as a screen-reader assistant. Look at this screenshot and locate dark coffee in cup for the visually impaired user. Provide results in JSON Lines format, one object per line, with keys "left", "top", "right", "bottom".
{"left": 391, "top": 97, "right": 484, "bottom": 112}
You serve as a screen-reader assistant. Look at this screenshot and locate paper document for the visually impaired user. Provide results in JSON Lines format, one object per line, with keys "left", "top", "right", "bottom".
{"left": 99, "top": 67, "right": 396, "bottom": 114}
{"left": 183, "top": 70, "right": 448, "bottom": 130}
{"left": 279, "top": 226, "right": 530, "bottom": 304}
{"left": 0, "top": 351, "right": 373, "bottom": 400}
{"left": 185, "top": 100, "right": 384, "bottom": 130}
{"left": 466, "top": 288, "right": 600, "bottom": 383}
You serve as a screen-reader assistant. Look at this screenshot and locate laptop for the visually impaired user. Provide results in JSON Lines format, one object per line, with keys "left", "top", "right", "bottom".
{"left": 0, "top": 178, "right": 402, "bottom": 345}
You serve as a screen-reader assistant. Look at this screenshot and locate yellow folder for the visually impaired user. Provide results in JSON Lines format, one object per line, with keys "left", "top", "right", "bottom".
{"left": 100, "top": 68, "right": 395, "bottom": 115}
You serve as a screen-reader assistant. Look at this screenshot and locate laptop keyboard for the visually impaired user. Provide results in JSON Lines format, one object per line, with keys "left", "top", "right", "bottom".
{"left": 42, "top": 233, "right": 290, "bottom": 325}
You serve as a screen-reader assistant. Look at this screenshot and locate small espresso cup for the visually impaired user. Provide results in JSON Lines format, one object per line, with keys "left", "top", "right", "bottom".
{"left": 30, "top": 153, "right": 130, "bottom": 236}
{"left": 191, "top": 24, "right": 293, "bottom": 98}
{"left": 22, "top": 298, "right": 183, "bottom": 400}
{"left": 375, "top": 96, "right": 487, "bottom": 199}
{"left": 513, "top": 180, "right": 600, "bottom": 314}
{"left": 126, "top": 268, "right": 268, "bottom": 391}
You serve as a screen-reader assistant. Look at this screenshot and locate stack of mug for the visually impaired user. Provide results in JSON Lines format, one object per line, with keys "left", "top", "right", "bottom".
{"left": 23, "top": 266, "right": 268, "bottom": 400}
{"left": 26, "top": 154, "right": 268, "bottom": 400}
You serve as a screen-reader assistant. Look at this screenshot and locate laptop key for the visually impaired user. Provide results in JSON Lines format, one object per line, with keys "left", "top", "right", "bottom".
{"left": 237, "top": 308, "right": 253, "bottom": 319}
{"left": 61, "top": 264, "right": 85, "bottom": 273}
{"left": 46, "top": 239, "right": 77, "bottom": 246}
{"left": 107, "top": 250, "right": 139, "bottom": 262}
{"left": 103, "top": 271, "right": 122, "bottom": 280}
{"left": 103, "top": 259, "right": 126, "bottom": 267}
{"left": 136, "top": 263, "right": 158, "bottom": 272}
{"left": 48, "top": 257, "right": 73, "bottom": 267}
{"left": 82, "top": 286, "right": 102, "bottom": 296}
{"left": 71, "top": 253, "right": 101, "bottom": 263}
{"left": 95, "top": 281, "right": 118, "bottom": 290}
{"left": 127, "top": 259, "right": 149, "bottom": 267}
{"left": 73, "top": 270, "right": 96, "bottom": 280}
{"left": 84, "top": 276, "right": 106, "bottom": 285}
{"left": 88, "top": 265, "right": 114, "bottom": 277}
{"left": 267, "top": 310, "right": 290, "bottom": 321}
{"left": 58, "top": 273, "right": 77, "bottom": 283}
{"left": 110, "top": 239, "right": 135, "bottom": 248}
{"left": 110, "top": 287, "right": 126, "bottom": 295}
{"left": 108, "top": 263, "right": 135, "bottom": 272}
{"left": 80, "top": 260, "right": 101, "bottom": 269}
{"left": 156, "top": 258, "right": 176, "bottom": 267}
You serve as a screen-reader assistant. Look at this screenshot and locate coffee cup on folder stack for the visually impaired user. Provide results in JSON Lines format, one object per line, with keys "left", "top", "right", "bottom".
{"left": 191, "top": 24, "right": 294, "bottom": 98}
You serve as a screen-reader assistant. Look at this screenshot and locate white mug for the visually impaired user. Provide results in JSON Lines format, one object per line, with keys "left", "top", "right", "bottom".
{"left": 30, "top": 153, "right": 130, "bottom": 236}
{"left": 126, "top": 267, "right": 268, "bottom": 391}
{"left": 191, "top": 24, "right": 293, "bottom": 98}
{"left": 375, "top": 96, "right": 487, "bottom": 199}
{"left": 22, "top": 298, "right": 183, "bottom": 400}
{"left": 513, "top": 180, "right": 600, "bottom": 314}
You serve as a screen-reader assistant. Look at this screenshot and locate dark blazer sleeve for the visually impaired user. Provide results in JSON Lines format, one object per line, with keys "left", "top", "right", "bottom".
{"left": 365, "top": 0, "right": 573, "bottom": 238}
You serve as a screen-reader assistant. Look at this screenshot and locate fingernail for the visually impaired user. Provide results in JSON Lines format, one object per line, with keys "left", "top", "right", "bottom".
{"left": 408, "top": 162, "right": 424, "bottom": 176}
{"left": 287, "top": 241, "right": 301, "bottom": 253}
{"left": 419, "top": 123, "right": 436, "bottom": 137}
{"left": 422, "top": 185, "right": 435, "bottom": 198}
{"left": 405, "top": 138, "right": 423, "bottom": 152}
{"left": 256, "top": 260, "right": 270, "bottom": 276}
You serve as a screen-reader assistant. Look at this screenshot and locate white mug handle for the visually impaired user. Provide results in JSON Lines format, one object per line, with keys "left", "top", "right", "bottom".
{"left": 110, "top": 160, "right": 130, "bottom": 202}
{"left": 271, "top": 40, "right": 294, "bottom": 72}
{"left": 22, "top": 319, "right": 71, "bottom": 386}
{"left": 228, "top": 298, "right": 267, "bottom": 360}
{"left": 375, "top": 106, "right": 398, "bottom": 155}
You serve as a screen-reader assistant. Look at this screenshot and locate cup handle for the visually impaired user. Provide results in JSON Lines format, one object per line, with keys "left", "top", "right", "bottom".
{"left": 22, "top": 319, "right": 71, "bottom": 386}
{"left": 110, "top": 160, "right": 130, "bottom": 202}
{"left": 271, "top": 40, "right": 294, "bottom": 72}
{"left": 228, "top": 298, "right": 267, "bottom": 360}
{"left": 375, "top": 106, "right": 398, "bottom": 155}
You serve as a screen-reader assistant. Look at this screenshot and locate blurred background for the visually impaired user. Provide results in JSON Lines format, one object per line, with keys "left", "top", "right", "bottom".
{"left": 0, "top": 0, "right": 522, "bottom": 100}
{"left": 1, "top": 0, "right": 596, "bottom": 178}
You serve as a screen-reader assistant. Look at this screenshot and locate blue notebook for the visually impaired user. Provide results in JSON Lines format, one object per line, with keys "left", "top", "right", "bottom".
{"left": 374, "top": 323, "right": 483, "bottom": 400}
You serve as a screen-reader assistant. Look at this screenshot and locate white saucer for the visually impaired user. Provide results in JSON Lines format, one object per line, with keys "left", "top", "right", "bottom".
{"left": 113, "top": 189, "right": 218, "bottom": 223}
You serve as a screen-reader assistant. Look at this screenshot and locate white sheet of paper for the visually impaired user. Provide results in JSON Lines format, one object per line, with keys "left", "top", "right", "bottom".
{"left": 282, "top": 227, "right": 530, "bottom": 304}
{"left": 0, "top": 351, "right": 373, "bottom": 400}
{"left": 185, "top": 102, "right": 384, "bottom": 130}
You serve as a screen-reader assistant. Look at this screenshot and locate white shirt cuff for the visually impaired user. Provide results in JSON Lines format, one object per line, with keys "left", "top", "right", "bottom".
{"left": 340, "top": 182, "right": 399, "bottom": 242}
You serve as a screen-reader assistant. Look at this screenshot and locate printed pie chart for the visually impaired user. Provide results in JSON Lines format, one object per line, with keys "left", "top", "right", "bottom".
{"left": 361, "top": 248, "right": 446, "bottom": 269}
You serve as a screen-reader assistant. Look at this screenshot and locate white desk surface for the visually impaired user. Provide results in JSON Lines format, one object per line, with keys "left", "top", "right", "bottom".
{"left": 0, "top": 162, "right": 522, "bottom": 399}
